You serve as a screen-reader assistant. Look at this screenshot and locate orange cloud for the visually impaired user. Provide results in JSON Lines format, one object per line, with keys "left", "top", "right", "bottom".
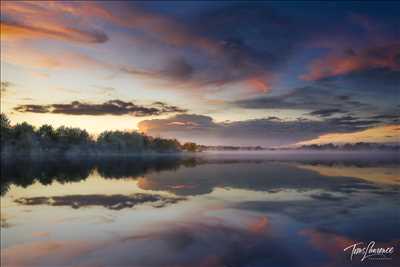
{"left": 301, "top": 43, "right": 400, "bottom": 80}
{"left": 1, "top": 1, "right": 275, "bottom": 94}
{"left": 2, "top": 44, "right": 110, "bottom": 70}
{"left": 1, "top": 2, "right": 108, "bottom": 44}
{"left": 1, "top": 21, "right": 108, "bottom": 44}
{"left": 1, "top": 1, "right": 217, "bottom": 52}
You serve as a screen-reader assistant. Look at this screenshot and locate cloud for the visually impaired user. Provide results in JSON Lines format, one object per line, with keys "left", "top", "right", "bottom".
{"left": 104, "top": 3, "right": 304, "bottom": 92}
{"left": 300, "top": 68, "right": 400, "bottom": 115}
{"left": 371, "top": 113, "right": 400, "bottom": 123}
{"left": 309, "top": 192, "right": 347, "bottom": 201}
{"left": 160, "top": 57, "right": 194, "bottom": 81}
{"left": 2, "top": 45, "right": 111, "bottom": 70}
{"left": 320, "top": 67, "right": 400, "bottom": 95}
{"left": 1, "top": 1, "right": 217, "bottom": 55}
{"left": 1, "top": 1, "right": 109, "bottom": 44}
{"left": 15, "top": 105, "right": 48, "bottom": 113}
{"left": 2, "top": 0, "right": 399, "bottom": 139}
{"left": 162, "top": 4, "right": 304, "bottom": 89}
{"left": 14, "top": 100, "right": 187, "bottom": 117}
{"left": 1, "top": 19, "right": 108, "bottom": 44}
{"left": 308, "top": 109, "right": 345, "bottom": 117}
{"left": 2, "top": 1, "right": 398, "bottom": 100}
{"left": 4, "top": 2, "right": 394, "bottom": 99}
{"left": 138, "top": 113, "right": 382, "bottom": 146}
{"left": 234, "top": 86, "right": 368, "bottom": 112}
{"left": 15, "top": 193, "right": 186, "bottom": 210}
{"left": 301, "top": 43, "right": 400, "bottom": 80}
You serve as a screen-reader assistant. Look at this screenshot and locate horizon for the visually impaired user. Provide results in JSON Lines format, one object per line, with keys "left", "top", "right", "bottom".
{"left": 3, "top": 114, "right": 400, "bottom": 149}
{"left": 1, "top": 1, "right": 399, "bottom": 147}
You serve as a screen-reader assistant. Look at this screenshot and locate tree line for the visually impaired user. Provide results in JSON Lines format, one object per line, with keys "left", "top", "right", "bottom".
{"left": 0, "top": 113, "right": 200, "bottom": 157}
{"left": 297, "top": 143, "right": 400, "bottom": 151}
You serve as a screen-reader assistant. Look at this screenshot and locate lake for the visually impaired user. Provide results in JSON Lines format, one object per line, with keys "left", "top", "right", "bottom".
{"left": 1, "top": 152, "right": 399, "bottom": 267}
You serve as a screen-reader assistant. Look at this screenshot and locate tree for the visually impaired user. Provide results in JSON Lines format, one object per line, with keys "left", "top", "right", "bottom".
{"left": 97, "top": 130, "right": 146, "bottom": 152}
{"left": 12, "top": 122, "right": 36, "bottom": 151}
{"left": 55, "top": 126, "right": 91, "bottom": 151}
{"left": 182, "top": 142, "right": 198, "bottom": 152}
{"left": 1, "top": 116, "right": 196, "bottom": 156}
{"left": 150, "top": 138, "right": 181, "bottom": 152}
{"left": 0, "top": 113, "right": 11, "bottom": 145}
{"left": 37, "top": 124, "right": 56, "bottom": 150}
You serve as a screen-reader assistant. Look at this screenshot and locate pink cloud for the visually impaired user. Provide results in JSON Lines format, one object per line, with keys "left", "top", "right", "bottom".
{"left": 301, "top": 43, "right": 400, "bottom": 80}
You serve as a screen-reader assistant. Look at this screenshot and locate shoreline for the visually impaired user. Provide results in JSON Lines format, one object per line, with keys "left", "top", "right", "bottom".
{"left": 1, "top": 149, "right": 399, "bottom": 162}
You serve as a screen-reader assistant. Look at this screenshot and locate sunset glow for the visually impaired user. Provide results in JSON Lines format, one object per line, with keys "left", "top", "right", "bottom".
{"left": 1, "top": 1, "right": 399, "bottom": 146}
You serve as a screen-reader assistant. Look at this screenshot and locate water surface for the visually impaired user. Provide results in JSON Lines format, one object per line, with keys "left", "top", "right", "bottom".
{"left": 1, "top": 152, "right": 399, "bottom": 267}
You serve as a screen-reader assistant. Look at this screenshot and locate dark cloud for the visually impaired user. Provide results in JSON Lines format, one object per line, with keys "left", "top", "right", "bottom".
{"left": 395, "top": 53, "right": 400, "bottom": 65}
{"left": 308, "top": 108, "right": 345, "bottom": 117}
{"left": 187, "top": 4, "right": 306, "bottom": 88}
{"left": 118, "top": 4, "right": 398, "bottom": 95}
{"left": 309, "top": 192, "right": 347, "bottom": 201}
{"left": 14, "top": 100, "right": 187, "bottom": 117}
{"left": 343, "top": 48, "right": 357, "bottom": 57}
{"left": 320, "top": 67, "right": 400, "bottom": 95}
{"left": 372, "top": 114, "right": 399, "bottom": 120}
{"left": 326, "top": 115, "right": 380, "bottom": 127}
{"left": 234, "top": 86, "right": 367, "bottom": 112}
{"left": 193, "top": 3, "right": 304, "bottom": 69}
{"left": 313, "top": 67, "right": 400, "bottom": 114}
{"left": 14, "top": 105, "right": 48, "bottom": 113}
{"left": 138, "top": 113, "right": 382, "bottom": 146}
{"left": 118, "top": 3, "right": 309, "bottom": 90}
{"left": 15, "top": 193, "right": 186, "bottom": 210}
{"left": 161, "top": 57, "right": 194, "bottom": 80}
{"left": 371, "top": 112, "right": 400, "bottom": 123}
{"left": 266, "top": 116, "right": 282, "bottom": 121}
{"left": 234, "top": 65, "right": 400, "bottom": 117}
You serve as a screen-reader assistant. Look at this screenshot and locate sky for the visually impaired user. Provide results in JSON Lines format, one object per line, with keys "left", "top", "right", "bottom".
{"left": 1, "top": 1, "right": 399, "bottom": 147}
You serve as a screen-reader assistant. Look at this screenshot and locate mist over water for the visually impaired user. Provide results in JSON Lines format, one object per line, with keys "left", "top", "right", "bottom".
{"left": 1, "top": 152, "right": 399, "bottom": 267}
